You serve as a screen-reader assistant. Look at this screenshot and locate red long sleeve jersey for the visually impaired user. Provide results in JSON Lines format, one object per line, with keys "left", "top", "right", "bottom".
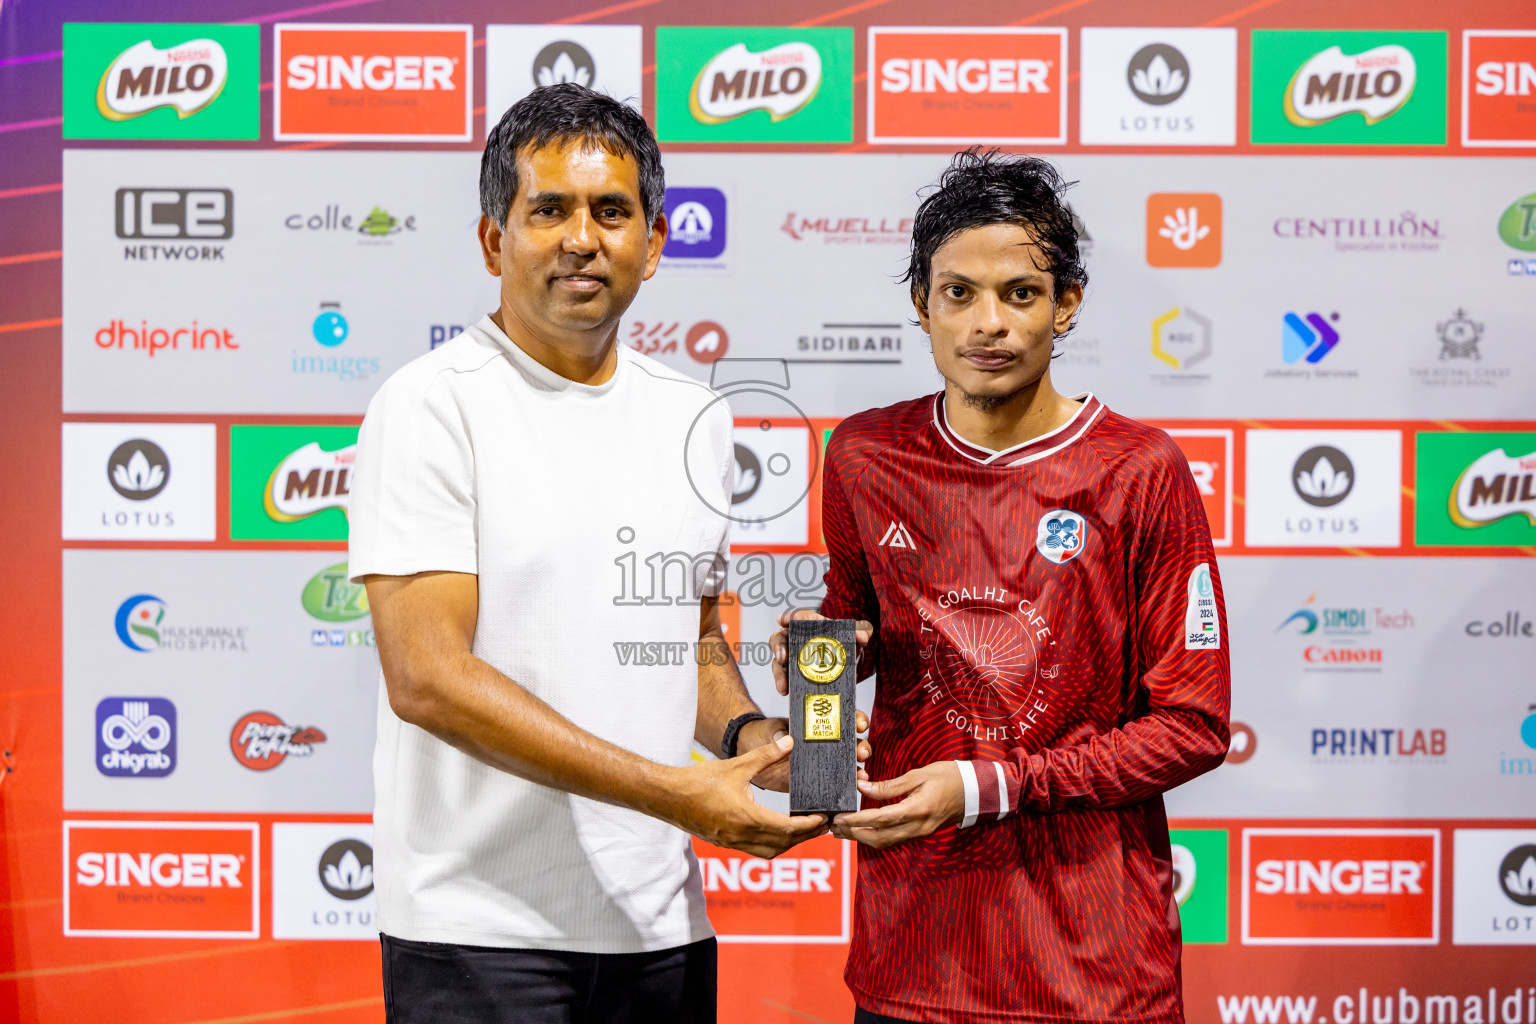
{"left": 821, "top": 393, "right": 1231, "bottom": 1024}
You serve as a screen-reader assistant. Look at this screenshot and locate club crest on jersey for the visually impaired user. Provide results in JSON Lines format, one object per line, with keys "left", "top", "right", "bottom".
{"left": 1035, "top": 510, "right": 1086, "bottom": 564}
{"left": 878, "top": 520, "right": 917, "bottom": 551}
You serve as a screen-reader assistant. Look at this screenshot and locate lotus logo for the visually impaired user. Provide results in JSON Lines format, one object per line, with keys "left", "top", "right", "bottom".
{"left": 690, "top": 42, "right": 822, "bottom": 124}
{"left": 1499, "top": 845, "right": 1536, "bottom": 907}
{"left": 1449, "top": 448, "right": 1536, "bottom": 528}
{"left": 1293, "top": 446, "right": 1355, "bottom": 507}
{"left": 533, "top": 41, "right": 595, "bottom": 88}
{"left": 1128, "top": 44, "right": 1189, "bottom": 105}
{"left": 732, "top": 444, "right": 762, "bottom": 504}
{"left": 318, "top": 839, "right": 374, "bottom": 900}
{"left": 115, "top": 594, "right": 167, "bottom": 651}
{"left": 107, "top": 439, "right": 170, "bottom": 500}
{"left": 96, "top": 38, "right": 230, "bottom": 121}
{"left": 1284, "top": 44, "right": 1416, "bottom": 127}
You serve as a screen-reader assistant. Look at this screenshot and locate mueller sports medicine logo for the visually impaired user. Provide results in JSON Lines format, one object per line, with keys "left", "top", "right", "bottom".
{"left": 95, "top": 698, "right": 176, "bottom": 777}
{"left": 230, "top": 711, "right": 327, "bottom": 770}
{"left": 115, "top": 188, "right": 232, "bottom": 262}
{"left": 1243, "top": 829, "right": 1439, "bottom": 945}
{"left": 274, "top": 24, "right": 473, "bottom": 141}
{"left": 781, "top": 213, "right": 912, "bottom": 245}
{"left": 1285, "top": 44, "right": 1416, "bottom": 127}
{"left": 96, "top": 37, "right": 228, "bottom": 121}
{"left": 1464, "top": 32, "right": 1536, "bottom": 146}
{"left": 868, "top": 28, "right": 1066, "bottom": 145}
{"left": 264, "top": 442, "right": 355, "bottom": 523}
{"left": 691, "top": 41, "right": 821, "bottom": 124}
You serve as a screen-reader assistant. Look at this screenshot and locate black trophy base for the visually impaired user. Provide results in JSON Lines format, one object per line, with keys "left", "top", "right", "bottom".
{"left": 788, "top": 618, "right": 859, "bottom": 816}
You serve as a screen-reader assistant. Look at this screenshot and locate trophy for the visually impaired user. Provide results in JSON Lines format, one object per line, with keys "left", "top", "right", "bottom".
{"left": 787, "top": 618, "right": 859, "bottom": 815}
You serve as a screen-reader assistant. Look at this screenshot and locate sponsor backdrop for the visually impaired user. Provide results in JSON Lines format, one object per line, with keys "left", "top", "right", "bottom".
{"left": 1, "top": 1, "right": 1533, "bottom": 1022}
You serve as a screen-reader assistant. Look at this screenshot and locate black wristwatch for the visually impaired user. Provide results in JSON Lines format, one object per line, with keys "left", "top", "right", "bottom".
{"left": 720, "top": 712, "right": 767, "bottom": 759}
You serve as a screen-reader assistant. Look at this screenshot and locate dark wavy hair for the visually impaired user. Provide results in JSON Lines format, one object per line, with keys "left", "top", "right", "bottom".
{"left": 479, "top": 83, "right": 665, "bottom": 228}
{"left": 903, "top": 148, "right": 1088, "bottom": 310}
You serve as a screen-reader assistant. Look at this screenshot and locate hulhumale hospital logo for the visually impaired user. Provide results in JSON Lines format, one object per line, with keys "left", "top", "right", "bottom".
{"left": 115, "top": 594, "right": 168, "bottom": 651}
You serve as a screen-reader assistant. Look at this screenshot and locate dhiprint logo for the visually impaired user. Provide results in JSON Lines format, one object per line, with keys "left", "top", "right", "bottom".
{"left": 1128, "top": 44, "right": 1189, "bottom": 104}
{"left": 533, "top": 40, "right": 595, "bottom": 87}
{"left": 107, "top": 439, "right": 170, "bottom": 500}
{"left": 1146, "top": 194, "right": 1221, "bottom": 267}
{"left": 114, "top": 594, "right": 167, "bottom": 651}
{"left": 1036, "top": 509, "right": 1086, "bottom": 564}
{"left": 1282, "top": 311, "right": 1341, "bottom": 364}
{"left": 95, "top": 698, "right": 176, "bottom": 777}
{"left": 878, "top": 521, "right": 917, "bottom": 551}
{"left": 318, "top": 839, "right": 374, "bottom": 900}
{"left": 662, "top": 187, "right": 728, "bottom": 261}
{"left": 1293, "top": 446, "right": 1354, "bottom": 507}
{"left": 229, "top": 712, "right": 327, "bottom": 771}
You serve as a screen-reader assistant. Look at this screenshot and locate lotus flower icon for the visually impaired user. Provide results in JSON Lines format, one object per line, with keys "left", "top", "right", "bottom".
{"left": 1127, "top": 44, "right": 1190, "bottom": 105}
{"left": 533, "top": 41, "right": 595, "bottom": 89}
{"left": 319, "top": 839, "right": 375, "bottom": 900}
{"left": 1133, "top": 55, "right": 1185, "bottom": 99}
{"left": 1291, "top": 446, "right": 1355, "bottom": 508}
{"left": 106, "top": 439, "right": 170, "bottom": 500}
{"left": 1506, "top": 855, "right": 1536, "bottom": 898}
{"left": 1500, "top": 845, "right": 1536, "bottom": 908}
{"left": 113, "top": 449, "right": 164, "bottom": 494}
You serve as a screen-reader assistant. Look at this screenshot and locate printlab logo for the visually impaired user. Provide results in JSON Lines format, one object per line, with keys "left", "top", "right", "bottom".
{"left": 1146, "top": 194, "right": 1221, "bottom": 267}
{"left": 1292, "top": 446, "right": 1354, "bottom": 507}
{"left": 662, "top": 187, "right": 728, "bottom": 262}
{"left": 533, "top": 40, "right": 594, "bottom": 86}
{"left": 1281, "top": 311, "right": 1341, "bottom": 365}
{"left": 107, "top": 440, "right": 170, "bottom": 500}
{"left": 318, "top": 839, "right": 374, "bottom": 900}
{"left": 115, "top": 188, "right": 233, "bottom": 263}
{"left": 62, "top": 23, "right": 259, "bottom": 140}
{"left": 1129, "top": 44, "right": 1189, "bottom": 104}
{"left": 95, "top": 698, "right": 176, "bottom": 777}
{"left": 230, "top": 711, "right": 327, "bottom": 770}
{"left": 1036, "top": 509, "right": 1086, "bottom": 564}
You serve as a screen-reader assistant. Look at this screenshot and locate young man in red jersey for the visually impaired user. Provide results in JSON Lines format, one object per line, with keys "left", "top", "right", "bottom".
{"left": 772, "top": 150, "right": 1231, "bottom": 1024}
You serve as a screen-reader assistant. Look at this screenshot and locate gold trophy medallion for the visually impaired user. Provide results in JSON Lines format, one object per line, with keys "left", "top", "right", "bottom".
{"left": 796, "top": 636, "right": 847, "bottom": 684}
{"left": 804, "top": 694, "right": 841, "bottom": 741}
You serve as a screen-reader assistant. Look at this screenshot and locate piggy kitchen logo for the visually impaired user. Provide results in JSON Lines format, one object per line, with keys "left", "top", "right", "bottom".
{"left": 1243, "top": 829, "right": 1440, "bottom": 945}
{"left": 274, "top": 23, "right": 473, "bottom": 142}
{"left": 265, "top": 441, "right": 355, "bottom": 523}
{"left": 1415, "top": 432, "right": 1536, "bottom": 546}
{"left": 230, "top": 711, "right": 327, "bottom": 771}
{"left": 693, "top": 833, "right": 849, "bottom": 941}
{"left": 1285, "top": 44, "right": 1417, "bottom": 127}
{"left": 64, "top": 821, "right": 259, "bottom": 938}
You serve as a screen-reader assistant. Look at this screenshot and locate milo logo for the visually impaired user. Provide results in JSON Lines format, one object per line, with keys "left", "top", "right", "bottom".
{"left": 690, "top": 42, "right": 822, "bottom": 124}
{"left": 1285, "top": 44, "right": 1416, "bottom": 127}
{"left": 97, "top": 38, "right": 229, "bottom": 121}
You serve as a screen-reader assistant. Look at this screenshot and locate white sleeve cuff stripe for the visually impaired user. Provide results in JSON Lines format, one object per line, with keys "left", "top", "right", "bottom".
{"left": 993, "top": 761, "right": 1009, "bottom": 820}
{"left": 956, "top": 760, "right": 980, "bottom": 828}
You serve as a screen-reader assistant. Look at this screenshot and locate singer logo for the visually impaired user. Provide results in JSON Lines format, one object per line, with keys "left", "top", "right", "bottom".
{"left": 274, "top": 24, "right": 473, "bottom": 141}
{"left": 1168, "top": 430, "right": 1232, "bottom": 546}
{"left": 1463, "top": 32, "right": 1536, "bottom": 146}
{"left": 264, "top": 442, "right": 355, "bottom": 523}
{"left": 693, "top": 833, "right": 849, "bottom": 942}
{"left": 1242, "top": 829, "right": 1440, "bottom": 945}
{"left": 64, "top": 821, "right": 259, "bottom": 938}
{"left": 868, "top": 28, "right": 1066, "bottom": 144}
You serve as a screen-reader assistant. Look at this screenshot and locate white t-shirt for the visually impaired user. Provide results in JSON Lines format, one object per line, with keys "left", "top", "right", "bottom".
{"left": 349, "top": 315, "right": 733, "bottom": 953}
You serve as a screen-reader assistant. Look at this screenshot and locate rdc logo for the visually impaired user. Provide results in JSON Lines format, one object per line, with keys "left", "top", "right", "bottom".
{"left": 95, "top": 697, "right": 176, "bottom": 777}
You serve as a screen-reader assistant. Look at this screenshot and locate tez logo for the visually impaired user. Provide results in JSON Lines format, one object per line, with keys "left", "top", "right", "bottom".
{"left": 878, "top": 520, "right": 917, "bottom": 550}
{"left": 1146, "top": 193, "right": 1222, "bottom": 267}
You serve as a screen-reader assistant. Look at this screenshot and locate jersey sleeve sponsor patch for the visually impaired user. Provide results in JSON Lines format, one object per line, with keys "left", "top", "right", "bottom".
{"left": 1185, "top": 561, "right": 1220, "bottom": 649}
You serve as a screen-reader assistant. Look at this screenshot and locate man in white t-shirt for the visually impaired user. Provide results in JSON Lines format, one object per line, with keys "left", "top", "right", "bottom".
{"left": 349, "top": 84, "right": 857, "bottom": 1023}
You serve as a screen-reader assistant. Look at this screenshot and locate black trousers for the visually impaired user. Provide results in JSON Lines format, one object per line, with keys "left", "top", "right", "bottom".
{"left": 381, "top": 933, "right": 717, "bottom": 1024}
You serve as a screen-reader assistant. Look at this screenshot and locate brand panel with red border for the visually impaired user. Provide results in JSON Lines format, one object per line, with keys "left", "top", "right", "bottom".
{"left": 1167, "top": 429, "right": 1234, "bottom": 546}
{"left": 693, "top": 834, "right": 850, "bottom": 943}
{"left": 1463, "top": 31, "right": 1536, "bottom": 147}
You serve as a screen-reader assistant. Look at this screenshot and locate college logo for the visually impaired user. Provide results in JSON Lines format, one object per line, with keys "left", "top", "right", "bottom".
{"left": 1079, "top": 28, "right": 1237, "bottom": 146}
{"left": 1250, "top": 31, "right": 1447, "bottom": 145}
{"left": 1242, "top": 829, "right": 1440, "bottom": 945}
{"left": 64, "top": 424, "right": 216, "bottom": 540}
{"left": 1146, "top": 194, "right": 1222, "bottom": 268}
{"left": 115, "top": 189, "right": 232, "bottom": 264}
{"left": 1463, "top": 32, "right": 1536, "bottom": 147}
{"left": 657, "top": 27, "right": 853, "bottom": 142}
{"left": 1036, "top": 509, "right": 1086, "bottom": 564}
{"left": 867, "top": 27, "right": 1066, "bottom": 145}
{"left": 1170, "top": 829, "right": 1228, "bottom": 943}
{"left": 1452, "top": 830, "right": 1536, "bottom": 945}
{"left": 230, "top": 426, "right": 358, "bottom": 541}
{"left": 1183, "top": 563, "right": 1220, "bottom": 649}
{"left": 1245, "top": 430, "right": 1402, "bottom": 547}
{"left": 1416, "top": 432, "right": 1536, "bottom": 546}
{"left": 274, "top": 23, "right": 473, "bottom": 142}
{"left": 107, "top": 439, "right": 170, "bottom": 500}
{"left": 662, "top": 187, "right": 728, "bottom": 262}
{"left": 230, "top": 711, "right": 327, "bottom": 771}
{"left": 283, "top": 204, "right": 418, "bottom": 242}
{"left": 64, "top": 821, "right": 259, "bottom": 938}
{"left": 95, "top": 698, "right": 176, "bottom": 778}
{"left": 1167, "top": 430, "right": 1232, "bottom": 546}
{"left": 694, "top": 834, "right": 849, "bottom": 942}
{"left": 63, "top": 24, "right": 258, "bottom": 140}
{"left": 484, "top": 25, "right": 642, "bottom": 130}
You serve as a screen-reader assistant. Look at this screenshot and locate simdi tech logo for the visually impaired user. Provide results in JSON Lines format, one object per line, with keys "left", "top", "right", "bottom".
{"left": 1250, "top": 31, "right": 1447, "bottom": 145}
{"left": 655, "top": 27, "right": 853, "bottom": 143}
{"left": 63, "top": 23, "right": 259, "bottom": 139}
{"left": 274, "top": 23, "right": 473, "bottom": 142}
{"left": 1463, "top": 31, "right": 1536, "bottom": 147}
{"left": 229, "top": 425, "right": 358, "bottom": 541}
{"left": 1242, "top": 829, "right": 1439, "bottom": 945}
{"left": 64, "top": 821, "right": 259, "bottom": 938}
{"left": 867, "top": 27, "right": 1066, "bottom": 145}
{"left": 1415, "top": 432, "right": 1536, "bottom": 547}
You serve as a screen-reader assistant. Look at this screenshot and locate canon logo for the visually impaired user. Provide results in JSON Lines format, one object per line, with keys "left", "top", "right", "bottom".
{"left": 1253, "top": 858, "right": 1422, "bottom": 896}
{"left": 1304, "top": 645, "right": 1383, "bottom": 664}
{"left": 879, "top": 58, "right": 1051, "bottom": 94}
{"left": 1475, "top": 61, "right": 1536, "bottom": 96}
{"left": 701, "top": 856, "right": 834, "bottom": 893}
{"left": 75, "top": 851, "right": 242, "bottom": 888}
{"left": 285, "top": 54, "right": 456, "bottom": 91}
